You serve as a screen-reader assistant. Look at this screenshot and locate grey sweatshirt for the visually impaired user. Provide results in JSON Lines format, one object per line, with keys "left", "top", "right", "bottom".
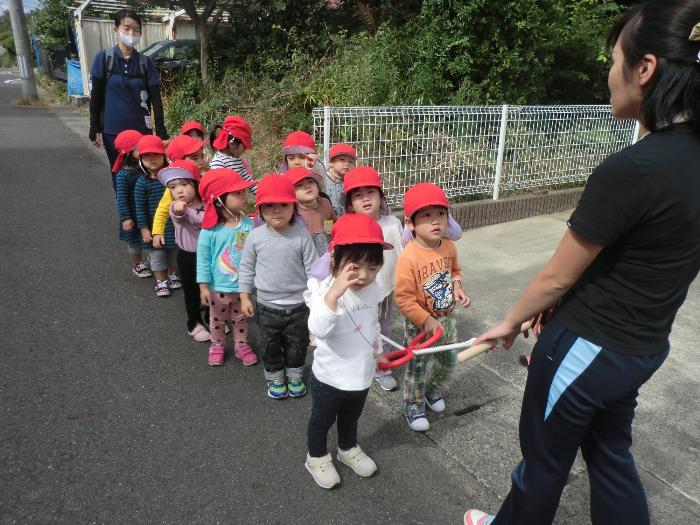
{"left": 239, "top": 222, "right": 318, "bottom": 306}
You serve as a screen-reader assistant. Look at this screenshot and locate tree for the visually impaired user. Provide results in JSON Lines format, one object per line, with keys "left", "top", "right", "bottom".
{"left": 179, "top": 0, "right": 231, "bottom": 81}
{"left": 29, "top": 0, "right": 74, "bottom": 59}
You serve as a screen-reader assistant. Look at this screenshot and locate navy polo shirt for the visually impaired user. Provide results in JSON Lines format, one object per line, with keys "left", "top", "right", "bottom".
{"left": 90, "top": 45, "right": 160, "bottom": 136}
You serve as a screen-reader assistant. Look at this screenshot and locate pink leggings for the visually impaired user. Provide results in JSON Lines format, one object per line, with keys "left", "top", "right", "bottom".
{"left": 209, "top": 292, "right": 249, "bottom": 347}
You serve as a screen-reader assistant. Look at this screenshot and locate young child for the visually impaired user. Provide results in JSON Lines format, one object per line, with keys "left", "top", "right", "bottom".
{"left": 180, "top": 120, "right": 205, "bottom": 142}
{"left": 280, "top": 131, "right": 327, "bottom": 180}
{"left": 209, "top": 115, "right": 255, "bottom": 193}
{"left": 239, "top": 174, "right": 317, "bottom": 398}
{"left": 286, "top": 167, "right": 336, "bottom": 256}
{"left": 304, "top": 213, "right": 392, "bottom": 489}
{"left": 395, "top": 183, "right": 471, "bottom": 432}
{"left": 134, "top": 135, "right": 180, "bottom": 297}
{"left": 113, "top": 129, "right": 151, "bottom": 278}
{"left": 325, "top": 143, "right": 356, "bottom": 217}
{"left": 344, "top": 166, "right": 403, "bottom": 391}
{"left": 152, "top": 134, "right": 207, "bottom": 249}
{"left": 157, "top": 159, "right": 210, "bottom": 342}
{"left": 196, "top": 168, "right": 257, "bottom": 367}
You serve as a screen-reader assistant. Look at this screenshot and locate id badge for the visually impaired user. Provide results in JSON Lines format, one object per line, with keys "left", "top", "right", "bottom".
{"left": 144, "top": 115, "right": 154, "bottom": 130}
{"left": 236, "top": 231, "right": 249, "bottom": 249}
{"left": 323, "top": 220, "right": 334, "bottom": 235}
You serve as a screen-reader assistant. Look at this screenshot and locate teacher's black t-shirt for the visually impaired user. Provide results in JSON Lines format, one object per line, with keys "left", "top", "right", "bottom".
{"left": 557, "top": 123, "right": 700, "bottom": 356}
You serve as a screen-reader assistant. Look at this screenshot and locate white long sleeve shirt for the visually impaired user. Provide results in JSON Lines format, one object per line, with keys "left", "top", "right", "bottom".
{"left": 305, "top": 276, "right": 384, "bottom": 391}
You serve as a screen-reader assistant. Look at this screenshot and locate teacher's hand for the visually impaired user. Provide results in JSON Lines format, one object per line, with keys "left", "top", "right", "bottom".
{"left": 475, "top": 319, "right": 522, "bottom": 350}
{"left": 92, "top": 133, "right": 102, "bottom": 148}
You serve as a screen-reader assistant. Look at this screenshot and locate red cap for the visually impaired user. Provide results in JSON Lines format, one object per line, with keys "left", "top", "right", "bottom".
{"left": 211, "top": 115, "right": 253, "bottom": 151}
{"left": 329, "top": 143, "right": 356, "bottom": 160}
{"left": 166, "top": 135, "right": 205, "bottom": 161}
{"left": 256, "top": 173, "right": 297, "bottom": 206}
{"left": 157, "top": 159, "right": 200, "bottom": 187}
{"left": 343, "top": 166, "right": 381, "bottom": 193}
{"left": 285, "top": 166, "right": 323, "bottom": 188}
{"left": 180, "top": 120, "right": 205, "bottom": 135}
{"left": 136, "top": 135, "right": 166, "bottom": 156}
{"left": 199, "top": 168, "right": 256, "bottom": 229}
{"left": 330, "top": 213, "right": 393, "bottom": 250}
{"left": 111, "top": 129, "right": 143, "bottom": 173}
{"left": 403, "top": 183, "right": 449, "bottom": 219}
{"left": 282, "top": 131, "right": 316, "bottom": 154}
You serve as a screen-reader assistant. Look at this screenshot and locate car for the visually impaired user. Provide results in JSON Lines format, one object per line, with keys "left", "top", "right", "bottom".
{"left": 140, "top": 39, "right": 199, "bottom": 72}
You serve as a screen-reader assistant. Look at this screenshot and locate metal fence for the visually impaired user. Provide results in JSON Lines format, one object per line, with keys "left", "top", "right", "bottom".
{"left": 312, "top": 105, "right": 639, "bottom": 206}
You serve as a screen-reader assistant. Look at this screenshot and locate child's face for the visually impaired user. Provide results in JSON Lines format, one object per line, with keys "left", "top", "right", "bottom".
{"left": 407, "top": 206, "right": 448, "bottom": 246}
{"left": 260, "top": 202, "right": 294, "bottom": 232}
{"left": 168, "top": 178, "right": 196, "bottom": 203}
{"left": 349, "top": 186, "right": 381, "bottom": 219}
{"left": 227, "top": 141, "right": 246, "bottom": 157}
{"left": 338, "top": 256, "right": 380, "bottom": 291}
{"left": 141, "top": 153, "right": 165, "bottom": 174}
{"left": 294, "top": 177, "right": 319, "bottom": 204}
{"left": 185, "top": 149, "right": 205, "bottom": 170}
{"left": 185, "top": 129, "right": 205, "bottom": 141}
{"left": 329, "top": 154, "right": 355, "bottom": 177}
{"left": 223, "top": 190, "right": 247, "bottom": 212}
{"left": 286, "top": 153, "right": 314, "bottom": 170}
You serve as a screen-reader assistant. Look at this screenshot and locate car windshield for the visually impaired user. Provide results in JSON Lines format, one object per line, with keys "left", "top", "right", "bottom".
{"left": 140, "top": 41, "right": 170, "bottom": 57}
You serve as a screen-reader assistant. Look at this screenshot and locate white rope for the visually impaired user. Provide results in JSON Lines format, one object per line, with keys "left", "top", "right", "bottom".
{"left": 379, "top": 334, "right": 480, "bottom": 355}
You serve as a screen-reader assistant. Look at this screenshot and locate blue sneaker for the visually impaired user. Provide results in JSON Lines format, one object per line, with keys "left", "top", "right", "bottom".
{"left": 287, "top": 377, "right": 307, "bottom": 398}
{"left": 267, "top": 378, "right": 288, "bottom": 399}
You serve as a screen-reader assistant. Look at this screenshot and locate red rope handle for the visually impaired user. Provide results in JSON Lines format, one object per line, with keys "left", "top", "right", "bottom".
{"left": 377, "top": 325, "right": 444, "bottom": 370}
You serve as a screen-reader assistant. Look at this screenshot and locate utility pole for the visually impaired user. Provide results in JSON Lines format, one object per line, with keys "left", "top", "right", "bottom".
{"left": 7, "top": 0, "right": 38, "bottom": 100}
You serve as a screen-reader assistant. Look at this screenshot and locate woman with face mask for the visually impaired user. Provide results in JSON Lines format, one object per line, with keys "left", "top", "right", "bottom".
{"left": 88, "top": 9, "right": 168, "bottom": 192}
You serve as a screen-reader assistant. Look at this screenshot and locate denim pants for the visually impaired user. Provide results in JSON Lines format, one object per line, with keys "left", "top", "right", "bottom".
{"left": 307, "top": 373, "right": 369, "bottom": 457}
{"left": 493, "top": 316, "right": 668, "bottom": 525}
{"left": 255, "top": 302, "right": 309, "bottom": 380}
{"left": 146, "top": 247, "right": 177, "bottom": 273}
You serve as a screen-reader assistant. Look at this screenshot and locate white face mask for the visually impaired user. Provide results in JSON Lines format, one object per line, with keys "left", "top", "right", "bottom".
{"left": 118, "top": 31, "right": 140, "bottom": 48}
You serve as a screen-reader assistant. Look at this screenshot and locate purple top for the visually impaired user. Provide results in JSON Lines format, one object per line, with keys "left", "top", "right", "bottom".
{"left": 170, "top": 202, "right": 204, "bottom": 252}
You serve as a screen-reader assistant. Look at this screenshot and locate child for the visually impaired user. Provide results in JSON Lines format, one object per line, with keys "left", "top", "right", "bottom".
{"left": 209, "top": 115, "right": 255, "bottom": 193}
{"left": 280, "top": 131, "right": 327, "bottom": 181}
{"left": 134, "top": 135, "right": 180, "bottom": 297}
{"left": 304, "top": 213, "right": 392, "bottom": 489}
{"left": 157, "top": 159, "right": 210, "bottom": 342}
{"left": 152, "top": 134, "right": 207, "bottom": 248}
{"left": 239, "top": 174, "right": 318, "bottom": 398}
{"left": 395, "top": 183, "right": 471, "bottom": 432}
{"left": 113, "top": 129, "right": 151, "bottom": 278}
{"left": 286, "top": 167, "right": 336, "bottom": 256}
{"left": 325, "top": 143, "right": 356, "bottom": 217}
{"left": 180, "top": 120, "right": 205, "bottom": 142}
{"left": 196, "top": 168, "right": 257, "bottom": 367}
{"left": 344, "top": 166, "right": 403, "bottom": 391}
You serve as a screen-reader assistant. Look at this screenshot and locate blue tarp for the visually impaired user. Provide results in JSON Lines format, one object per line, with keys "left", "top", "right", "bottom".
{"left": 67, "top": 59, "right": 83, "bottom": 95}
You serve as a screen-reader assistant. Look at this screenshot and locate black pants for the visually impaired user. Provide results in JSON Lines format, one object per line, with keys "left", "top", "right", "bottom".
{"left": 493, "top": 316, "right": 668, "bottom": 525}
{"left": 177, "top": 249, "right": 204, "bottom": 331}
{"left": 255, "top": 302, "right": 309, "bottom": 377}
{"left": 307, "top": 373, "right": 369, "bottom": 457}
{"left": 102, "top": 133, "right": 119, "bottom": 192}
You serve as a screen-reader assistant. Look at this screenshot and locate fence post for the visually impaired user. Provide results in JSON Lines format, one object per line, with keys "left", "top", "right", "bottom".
{"left": 492, "top": 104, "right": 509, "bottom": 200}
{"left": 631, "top": 120, "right": 641, "bottom": 145}
{"left": 323, "top": 106, "right": 331, "bottom": 167}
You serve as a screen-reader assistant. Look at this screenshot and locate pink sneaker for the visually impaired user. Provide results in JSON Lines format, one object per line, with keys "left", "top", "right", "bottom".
{"left": 464, "top": 509, "right": 494, "bottom": 525}
{"left": 234, "top": 343, "right": 258, "bottom": 366}
{"left": 208, "top": 343, "right": 224, "bottom": 366}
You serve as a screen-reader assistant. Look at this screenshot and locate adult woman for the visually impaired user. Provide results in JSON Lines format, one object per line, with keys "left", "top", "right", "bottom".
{"left": 465, "top": 1, "right": 700, "bottom": 524}
{"left": 89, "top": 9, "right": 168, "bottom": 189}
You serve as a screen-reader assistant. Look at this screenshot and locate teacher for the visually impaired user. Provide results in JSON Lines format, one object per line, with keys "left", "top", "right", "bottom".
{"left": 88, "top": 9, "right": 168, "bottom": 189}
{"left": 465, "top": 1, "right": 700, "bottom": 524}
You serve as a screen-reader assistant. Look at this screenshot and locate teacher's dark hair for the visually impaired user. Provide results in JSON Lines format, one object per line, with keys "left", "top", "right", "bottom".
{"left": 607, "top": 0, "right": 700, "bottom": 134}
{"left": 113, "top": 9, "right": 142, "bottom": 30}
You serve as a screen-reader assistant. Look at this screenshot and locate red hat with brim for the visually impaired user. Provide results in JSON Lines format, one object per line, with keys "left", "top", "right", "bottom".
{"left": 166, "top": 135, "right": 205, "bottom": 161}
{"left": 158, "top": 159, "right": 200, "bottom": 186}
{"left": 112, "top": 129, "right": 143, "bottom": 173}
{"left": 136, "top": 135, "right": 166, "bottom": 156}
{"left": 329, "top": 143, "right": 356, "bottom": 160}
{"left": 285, "top": 166, "right": 323, "bottom": 189}
{"left": 330, "top": 213, "right": 393, "bottom": 250}
{"left": 403, "top": 182, "right": 449, "bottom": 219}
{"left": 256, "top": 173, "right": 297, "bottom": 206}
{"left": 343, "top": 166, "right": 381, "bottom": 193}
{"left": 211, "top": 116, "right": 253, "bottom": 151}
{"left": 199, "top": 168, "right": 256, "bottom": 229}
{"left": 180, "top": 120, "right": 205, "bottom": 135}
{"left": 282, "top": 131, "right": 316, "bottom": 154}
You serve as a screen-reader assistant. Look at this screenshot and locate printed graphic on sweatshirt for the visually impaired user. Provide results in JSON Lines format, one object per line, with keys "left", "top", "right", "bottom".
{"left": 218, "top": 232, "right": 247, "bottom": 283}
{"left": 423, "top": 270, "right": 454, "bottom": 311}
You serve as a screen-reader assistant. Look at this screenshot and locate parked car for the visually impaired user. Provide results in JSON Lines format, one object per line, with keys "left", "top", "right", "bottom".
{"left": 141, "top": 39, "right": 199, "bottom": 72}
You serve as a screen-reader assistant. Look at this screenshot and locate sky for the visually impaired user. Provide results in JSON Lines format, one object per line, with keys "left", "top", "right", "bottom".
{"left": 0, "top": 0, "right": 43, "bottom": 14}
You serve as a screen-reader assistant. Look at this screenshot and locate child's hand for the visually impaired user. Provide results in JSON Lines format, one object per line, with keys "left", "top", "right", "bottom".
{"left": 122, "top": 219, "right": 134, "bottom": 232}
{"left": 199, "top": 285, "right": 211, "bottom": 307}
{"left": 172, "top": 200, "right": 188, "bottom": 216}
{"left": 240, "top": 295, "right": 255, "bottom": 317}
{"left": 375, "top": 354, "right": 389, "bottom": 371}
{"left": 454, "top": 282, "right": 471, "bottom": 308}
{"left": 324, "top": 263, "right": 360, "bottom": 311}
{"left": 141, "top": 228, "right": 152, "bottom": 244}
{"left": 152, "top": 234, "right": 164, "bottom": 249}
{"left": 423, "top": 316, "right": 441, "bottom": 337}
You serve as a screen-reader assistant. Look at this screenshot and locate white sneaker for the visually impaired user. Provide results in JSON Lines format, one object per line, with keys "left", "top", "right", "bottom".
{"left": 337, "top": 445, "right": 377, "bottom": 477}
{"left": 464, "top": 509, "right": 495, "bottom": 525}
{"left": 188, "top": 323, "right": 211, "bottom": 342}
{"left": 155, "top": 280, "right": 171, "bottom": 297}
{"left": 374, "top": 373, "right": 398, "bottom": 391}
{"left": 425, "top": 392, "right": 446, "bottom": 413}
{"left": 305, "top": 453, "right": 340, "bottom": 489}
{"left": 404, "top": 403, "right": 430, "bottom": 431}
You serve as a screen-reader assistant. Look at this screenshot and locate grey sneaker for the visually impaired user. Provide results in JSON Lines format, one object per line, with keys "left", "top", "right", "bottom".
{"left": 404, "top": 403, "right": 429, "bottom": 432}
{"left": 374, "top": 373, "right": 398, "bottom": 391}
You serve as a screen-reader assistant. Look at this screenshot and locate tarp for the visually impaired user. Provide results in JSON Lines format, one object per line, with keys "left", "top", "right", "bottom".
{"left": 67, "top": 59, "right": 83, "bottom": 95}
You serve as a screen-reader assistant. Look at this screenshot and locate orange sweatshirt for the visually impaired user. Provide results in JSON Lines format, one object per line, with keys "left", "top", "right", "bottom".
{"left": 394, "top": 239, "right": 463, "bottom": 328}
